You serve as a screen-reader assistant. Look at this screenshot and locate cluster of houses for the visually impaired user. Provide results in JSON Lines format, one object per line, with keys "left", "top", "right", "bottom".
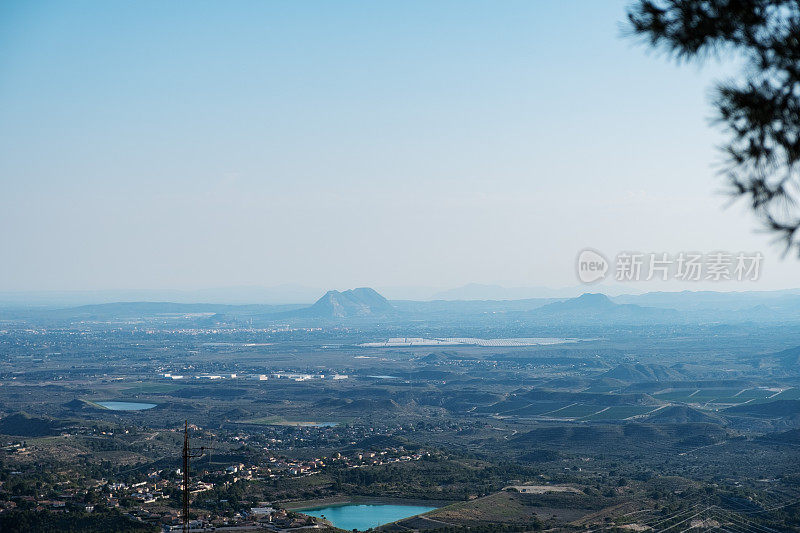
{"left": 161, "top": 506, "right": 319, "bottom": 531}
{"left": 266, "top": 448, "right": 428, "bottom": 477}
{"left": 0, "top": 490, "right": 96, "bottom": 515}
{"left": 0, "top": 432, "right": 430, "bottom": 531}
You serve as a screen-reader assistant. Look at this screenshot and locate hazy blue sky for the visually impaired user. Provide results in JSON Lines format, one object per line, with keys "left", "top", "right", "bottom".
{"left": 1, "top": 0, "right": 797, "bottom": 294}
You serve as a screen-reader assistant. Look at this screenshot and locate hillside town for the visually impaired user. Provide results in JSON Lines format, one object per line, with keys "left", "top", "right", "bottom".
{"left": 0, "top": 427, "right": 430, "bottom": 532}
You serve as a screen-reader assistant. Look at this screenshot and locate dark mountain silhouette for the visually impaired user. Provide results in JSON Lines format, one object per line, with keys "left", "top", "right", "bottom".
{"left": 295, "top": 287, "right": 396, "bottom": 318}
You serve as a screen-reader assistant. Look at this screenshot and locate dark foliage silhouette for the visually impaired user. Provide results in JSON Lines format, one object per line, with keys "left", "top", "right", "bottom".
{"left": 628, "top": 0, "right": 800, "bottom": 254}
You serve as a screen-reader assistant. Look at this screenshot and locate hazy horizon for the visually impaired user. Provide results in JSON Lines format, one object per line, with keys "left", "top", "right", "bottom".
{"left": 2, "top": 281, "right": 799, "bottom": 308}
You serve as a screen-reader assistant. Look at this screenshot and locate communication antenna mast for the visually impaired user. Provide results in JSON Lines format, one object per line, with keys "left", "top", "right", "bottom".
{"left": 182, "top": 420, "right": 208, "bottom": 533}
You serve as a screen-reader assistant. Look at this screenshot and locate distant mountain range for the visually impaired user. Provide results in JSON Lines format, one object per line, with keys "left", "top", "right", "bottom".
{"left": 2, "top": 284, "right": 799, "bottom": 307}
{"left": 3, "top": 287, "right": 800, "bottom": 325}
{"left": 613, "top": 289, "right": 800, "bottom": 310}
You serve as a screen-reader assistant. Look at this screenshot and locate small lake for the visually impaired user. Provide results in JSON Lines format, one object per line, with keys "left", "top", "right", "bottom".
{"left": 299, "top": 503, "right": 437, "bottom": 530}
{"left": 96, "top": 401, "right": 157, "bottom": 411}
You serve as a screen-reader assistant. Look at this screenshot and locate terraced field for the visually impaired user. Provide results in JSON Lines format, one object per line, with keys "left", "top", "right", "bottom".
{"left": 544, "top": 404, "right": 607, "bottom": 418}
{"left": 496, "top": 402, "right": 571, "bottom": 416}
{"left": 653, "top": 387, "right": 793, "bottom": 407}
{"left": 484, "top": 387, "right": 800, "bottom": 423}
{"left": 772, "top": 387, "right": 800, "bottom": 400}
{"left": 580, "top": 405, "right": 658, "bottom": 421}
{"left": 493, "top": 402, "right": 662, "bottom": 421}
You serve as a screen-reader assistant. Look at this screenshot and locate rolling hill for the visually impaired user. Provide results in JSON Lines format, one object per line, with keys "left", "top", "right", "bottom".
{"left": 725, "top": 399, "right": 800, "bottom": 418}
{"left": 533, "top": 293, "right": 678, "bottom": 322}
{"left": 602, "top": 363, "right": 687, "bottom": 382}
{"left": 643, "top": 405, "right": 722, "bottom": 424}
